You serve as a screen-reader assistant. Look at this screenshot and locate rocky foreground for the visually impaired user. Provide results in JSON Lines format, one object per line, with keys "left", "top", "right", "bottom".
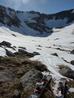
{"left": 0, "top": 49, "right": 74, "bottom": 98}
{"left": 0, "top": 49, "right": 50, "bottom": 98}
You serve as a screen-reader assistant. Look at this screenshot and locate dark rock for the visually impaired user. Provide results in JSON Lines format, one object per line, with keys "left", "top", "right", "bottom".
{"left": 38, "top": 45, "right": 42, "bottom": 47}
{"left": 70, "top": 60, "right": 74, "bottom": 65}
{"left": 12, "top": 34, "right": 16, "bottom": 37}
{"left": 35, "top": 63, "right": 48, "bottom": 72}
{"left": 5, "top": 49, "right": 15, "bottom": 56}
{"left": 71, "top": 50, "right": 74, "bottom": 54}
{"left": 18, "top": 49, "right": 34, "bottom": 57}
{"left": 0, "top": 41, "right": 11, "bottom": 48}
{"left": 33, "top": 52, "right": 40, "bottom": 56}
{"left": 15, "top": 49, "right": 39, "bottom": 57}
{"left": 51, "top": 53, "right": 58, "bottom": 57}
{"left": 19, "top": 47, "right": 26, "bottom": 50}
{"left": 59, "top": 66, "right": 74, "bottom": 79}
{"left": 67, "top": 70, "right": 74, "bottom": 79}
{"left": 12, "top": 90, "right": 21, "bottom": 98}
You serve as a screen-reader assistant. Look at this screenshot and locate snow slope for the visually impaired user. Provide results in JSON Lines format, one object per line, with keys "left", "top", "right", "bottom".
{"left": 0, "top": 23, "right": 74, "bottom": 79}
{"left": 0, "top": 5, "right": 74, "bottom": 37}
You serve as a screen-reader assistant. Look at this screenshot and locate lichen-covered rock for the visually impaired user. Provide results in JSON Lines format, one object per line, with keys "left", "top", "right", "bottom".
{"left": 20, "top": 68, "right": 43, "bottom": 89}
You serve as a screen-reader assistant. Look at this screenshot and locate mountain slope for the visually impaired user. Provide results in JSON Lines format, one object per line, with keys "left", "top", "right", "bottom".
{"left": 0, "top": 5, "right": 74, "bottom": 97}
{"left": 0, "top": 5, "right": 74, "bottom": 37}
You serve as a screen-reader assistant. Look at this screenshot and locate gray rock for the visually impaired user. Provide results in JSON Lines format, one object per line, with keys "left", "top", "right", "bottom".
{"left": 59, "top": 66, "right": 74, "bottom": 79}
{"left": 20, "top": 68, "right": 43, "bottom": 89}
{"left": 0, "top": 71, "right": 15, "bottom": 82}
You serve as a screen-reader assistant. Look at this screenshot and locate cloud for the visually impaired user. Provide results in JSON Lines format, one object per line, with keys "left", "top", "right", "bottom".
{"left": 1, "top": 0, "right": 74, "bottom": 14}
{"left": 3, "top": 0, "right": 47, "bottom": 11}
{"left": 5, "top": 0, "right": 46, "bottom": 7}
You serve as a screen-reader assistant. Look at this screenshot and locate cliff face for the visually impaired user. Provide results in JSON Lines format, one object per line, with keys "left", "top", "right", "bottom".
{"left": 0, "top": 5, "right": 74, "bottom": 37}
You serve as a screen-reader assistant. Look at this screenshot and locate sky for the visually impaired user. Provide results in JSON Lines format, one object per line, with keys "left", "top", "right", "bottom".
{"left": 0, "top": 0, "right": 74, "bottom": 14}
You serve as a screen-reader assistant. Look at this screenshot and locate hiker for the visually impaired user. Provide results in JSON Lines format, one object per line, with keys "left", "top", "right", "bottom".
{"left": 42, "top": 75, "right": 48, "bottom": 86}
{"left": 55, "top": 87, "right": 64, "bottom": 98}
{"left": 64, "top": 82, "right": 69, "bottom": 98}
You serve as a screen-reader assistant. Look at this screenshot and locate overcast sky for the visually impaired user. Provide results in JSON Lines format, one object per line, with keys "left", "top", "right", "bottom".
{"left": 0, "top": 0, "right": 74, "bottom": 14}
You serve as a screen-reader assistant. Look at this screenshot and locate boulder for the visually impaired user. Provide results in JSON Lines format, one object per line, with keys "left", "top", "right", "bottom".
{"left": 71, "top": 50, "right": 74, "bottom": 54}
{"left": 0, "top": 41, "right": 11, "bottom": 48}
{"left": 59, "top": 66, "right": 74, "bottom": 79}
{"left": 20, "top": 68, "right": 43, "bottom": 89}
{"left": 15, "top": 49, "right": 40, "bottom": 57}
{"left": 51, "top": 53, "right": 58, "bottom": 57}
{"left": 70, "top": 60, "right": 74, "bottom": 65}
{"left": 33, "top": 52, "right": 40, "bottom": 56}
{"left": 5, "top": 49, "right": 15, "bottom": 56}
{"left": 15, "top": 49, "right": 34, "bottom": 57}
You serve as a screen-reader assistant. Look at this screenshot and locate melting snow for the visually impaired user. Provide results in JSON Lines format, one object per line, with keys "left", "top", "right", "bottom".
{"left": 0, "top": 23, "right": 74, "bottom": 78}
